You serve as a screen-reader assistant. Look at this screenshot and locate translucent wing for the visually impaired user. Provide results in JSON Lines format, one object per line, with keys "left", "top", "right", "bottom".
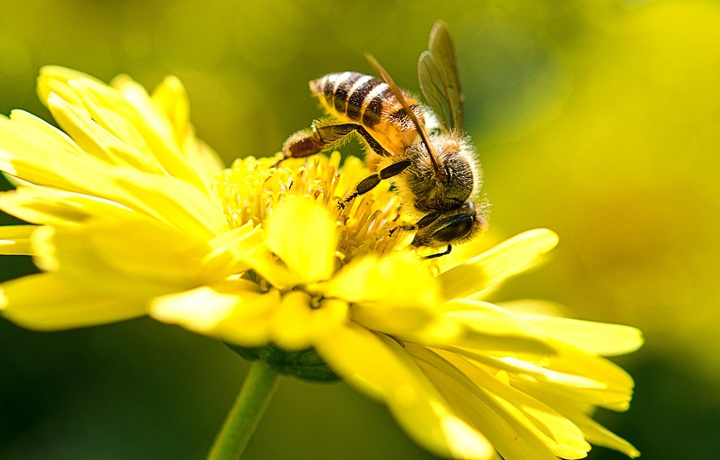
{"left": 418, "top": 20, "right": 464, "bottom": 132}
{"left": 366, "top": 53, "right": 443, "bottom": 176}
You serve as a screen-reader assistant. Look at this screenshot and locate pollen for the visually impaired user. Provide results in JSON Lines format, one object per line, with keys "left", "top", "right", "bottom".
{"left": 212, "top": 152, "right": 410, "bottom": 266}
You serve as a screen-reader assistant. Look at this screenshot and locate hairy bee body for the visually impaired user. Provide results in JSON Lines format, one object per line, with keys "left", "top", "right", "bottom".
{"left": 305, "top": 72, "right": 482, "bottom": 222}
{"left": 280, "top": 22, "right": 487, "bottom": 257}
{"left": 310, "top": 72, "right": 425, "bottom": 156}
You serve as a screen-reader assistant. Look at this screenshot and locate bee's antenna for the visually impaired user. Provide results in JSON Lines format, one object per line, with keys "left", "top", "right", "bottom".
{"left": 365, "top": 53, "right": 443, "bottom": 178}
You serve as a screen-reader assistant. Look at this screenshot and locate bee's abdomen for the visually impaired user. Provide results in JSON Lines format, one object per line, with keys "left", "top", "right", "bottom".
{"left": 310, "top": 72, "right": 420, "bottom": 131}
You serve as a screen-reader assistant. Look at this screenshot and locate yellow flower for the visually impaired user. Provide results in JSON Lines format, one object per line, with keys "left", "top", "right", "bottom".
{"left": 0, "top": 68, "right": 642, "bottom": 460}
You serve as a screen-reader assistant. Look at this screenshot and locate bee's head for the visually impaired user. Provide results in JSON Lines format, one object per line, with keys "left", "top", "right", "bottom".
{"left": 411, "top": 201, "right": 488, "bottom": 249}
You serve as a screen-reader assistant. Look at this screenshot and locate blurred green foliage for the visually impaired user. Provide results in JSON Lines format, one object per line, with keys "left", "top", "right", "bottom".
{"left": 1, "top": 0, "right": 719, "bottom": 458}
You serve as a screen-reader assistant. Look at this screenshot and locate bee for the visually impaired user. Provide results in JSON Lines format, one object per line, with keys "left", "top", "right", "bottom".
{"left": 281, "top": 21, "right": 487, "bottom": 258}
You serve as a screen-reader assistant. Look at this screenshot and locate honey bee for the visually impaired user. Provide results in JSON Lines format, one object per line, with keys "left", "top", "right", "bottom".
{"left": 281, "top": 21, "right": 487, "bottom": 258}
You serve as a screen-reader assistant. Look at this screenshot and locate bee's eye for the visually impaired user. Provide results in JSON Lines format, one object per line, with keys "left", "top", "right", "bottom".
{"left": 432, "top": 214, "right": 474, "bottom": 243}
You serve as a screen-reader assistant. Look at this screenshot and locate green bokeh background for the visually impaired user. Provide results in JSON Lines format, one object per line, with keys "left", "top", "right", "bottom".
{"left": 1, "top": 0, "right": 719, "bottom": 458}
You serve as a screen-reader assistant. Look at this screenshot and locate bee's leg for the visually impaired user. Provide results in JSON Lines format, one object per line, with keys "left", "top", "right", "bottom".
{"left": 330, "top": 124, "right": 389, "bottom": 158}
{"left": 280, "top": 123, "right": 388, "bottom": 165}
{"left": 339, "top": 159, "right": 411, "bottom": 208}
{"left": 389, "top": 212, "right": 452, "bottom": 258}
{"left": 389, "top": 211, "right": 441, "bottom": 235}
{"left": 412, "top": 213, "right": 452, "bottom": 259}
{"left": 422, "top": 245, "right": 452, "bottom": 259}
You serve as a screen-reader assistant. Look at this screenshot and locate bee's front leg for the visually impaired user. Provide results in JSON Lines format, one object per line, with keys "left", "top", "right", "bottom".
{"left": 389, "top": 211, "right": 440, "bottom": 235}
{"left": 339, "top": 159, "right": 411, "bottom": 208}
{"left": 388, "top": 211, "right": 452, "bottom": 258}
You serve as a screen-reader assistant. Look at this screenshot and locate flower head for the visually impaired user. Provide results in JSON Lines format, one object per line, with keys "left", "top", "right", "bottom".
{"left": 0, "top": 68, "right": 642, "bottom": 459}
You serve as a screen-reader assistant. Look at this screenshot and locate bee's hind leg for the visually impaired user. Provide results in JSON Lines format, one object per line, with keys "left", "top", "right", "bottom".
{"left": 280, "top": 123, "right": 389, "bottom": 167}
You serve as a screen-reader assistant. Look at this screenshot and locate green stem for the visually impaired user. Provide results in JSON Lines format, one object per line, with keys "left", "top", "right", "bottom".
{"left": 208, "top": 360, "right": 280, "bottom": 460}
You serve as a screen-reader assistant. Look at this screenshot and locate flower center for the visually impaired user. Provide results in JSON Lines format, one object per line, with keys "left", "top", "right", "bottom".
{"left": 213, "top": 152, "right": 411, "bottom": 265}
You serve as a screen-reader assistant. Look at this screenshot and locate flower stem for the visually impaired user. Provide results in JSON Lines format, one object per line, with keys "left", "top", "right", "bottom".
{"left": 208, "top": 360, "right": 280, "bottom": 460}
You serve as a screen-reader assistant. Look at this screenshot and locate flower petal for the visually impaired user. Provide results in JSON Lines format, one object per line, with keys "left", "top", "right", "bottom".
{"left": 150, "top": 280, "right": 280, "bottom": 347}
{"left": 438, "top": 229, "right": 559, "bottom": 301}
{"left": 183, "top": 134, "right": 225, "bottom": 189}
{"left": 314, "top": 324, "right": 494, "bottom": 460}
{"left": 0, "top": 273, "right": 145, "bottom": 330}
{"left": 150, "top": 75, "right": 225, "bottom": 188}
{"left": 323, "top": 252, "right": 440, "bottom": 335}
{"left": 520, "top": 314, "right": 644, "bottom": 356}
{"left": 149, "top": 75, "right": 190, "bottom": 146}
{"left": 0, "top": 225, "right": 37, "bottom": 255}
{"left": 45, "top": 91, "right": 167, "bottom": 174}
{"left": 31, "top": 217, "right": 219, "bottom": 298}
{"left": 265, "top": 196, "right": 337, "bottom": 283}
{"left": 0, "top": 186, "right": 136, "bottom": 227}
{"left": 207, "top": 224, "right": 302, "bottom": 289}
{"left": 110, "top": 169, "right": 227, "bottom": 238}
{"left": 38, "top": 66, "right": 212, "bottom": 192}
{"left": 424, "top": 299, "right": 555, "bottom": 357}
{"left": 562, "top": 405, "right": 640, "bottom": 458}
{"left": 0, "top": 110, "right": 86, "bottom": 182}
{"left": 0, "top": 111, "right": 226, "bottom": 238}
{"left": 410, "top": 345, "right": 591, "bottom": 460}
{"left": 515, "top": 388, "right": 640, "bottom": 458}
{"left": 271, "top": 291, "right": 314, "bottom": 350}
{"left": 509, "top": 340, "right": 636, "bottom": 411}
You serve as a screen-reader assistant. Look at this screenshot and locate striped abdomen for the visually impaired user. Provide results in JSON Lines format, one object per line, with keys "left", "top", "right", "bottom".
{"left": 310, "top": 72, "right": 425, "bottom": 155}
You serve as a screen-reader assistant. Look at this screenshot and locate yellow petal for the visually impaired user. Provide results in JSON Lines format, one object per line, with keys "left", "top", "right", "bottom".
{"left": 45, "top": 91, "right": 167, "bottom": 174}
{"left": 0, "top": 110, "right": 83, "bottom": 165}
{"left": 517, "top": 388, "right": 640, "bottom": 458}
{"left": 269, "top": 293, "right": 351, "bottom": 351}
{"left": 0, "top": 225, "right": 37, "bottom": 255}
{"left": 40, "top": 69, "right": 162, "bottom": 155}
{"left": 150, "top": 75, "right": 190, "bottom": 147}
{"left": 494, "top": 356, "right": 606, "bottom": 390}
{"left": 510, "top": 340, "right": 635, "bottom": 412}
{"left": 271, "top": 291, "right": 314, "bottom": 350}
{"left": 31, "top": 217, "right": 217, "bottom": 298}
{"left": 39, "top": 66, "right": 215, "bottom": 192}
{"left": 180, "top": 134, "right": 226, "bottom": 193}
{"left": 110, "top": 169, "right": 227, "bottom": 238}
{"left": 438, "top": 300, "right": 637, "bottom": 408}
{"left": 562, "top": 405, "right": 640, "bottom": 458}
{"left": 0, "top": 186, "right": 136, "bottom": 227}
{"left": 426, "top": 299, "right": 555, "bottom": 357}
{"left": 105, "top": 75, "right": 205, "bottom": 184}
{"left": 314, "top": 324, "right": 495, "bottom": 460}
{"left": 152, "top": 285, "right": 248, "bottom": 331}
{"left": 411, "top": 345, "right": 591, "bottom": 460}
{"left": 323, "top": 252, "right": 440, "bottom": 335}
{"left": 36, "top": 66, "right": 105, "bottom": 103}
{"left": 126, "top": 82, "right": 219, "bottom": 193}
{"left": 438, "top": 229, "right": 559, "bottom": 301}
{"left": 520, "top": 314, "right": 644, "bottom": 356}
{"left": 0, "top": 111, "right": 225, "bottom": 238}
{"left": 279, "top": 297, "right": 349, "bottom": 351}
{"left": 0, "top": 110, "right": 87, "bottom": 181}
{"left": 207, "top": 224, "right": 301, "bottom": 289}
{"left": 150, "top": 280, "right": 280, "bottom": 347}
{"left": 0, "top": 273, "right": 146, "bottom": 330}
{"left": 265, "top": 196, "right": 337, "bottom": 283}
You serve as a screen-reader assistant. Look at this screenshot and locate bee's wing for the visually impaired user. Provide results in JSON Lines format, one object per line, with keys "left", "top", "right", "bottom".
{"left": 418, "top": 20, "right": 464, "bottom": 132}
{"left": 366, "top": 53, "right": 443, "bottom": 176}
